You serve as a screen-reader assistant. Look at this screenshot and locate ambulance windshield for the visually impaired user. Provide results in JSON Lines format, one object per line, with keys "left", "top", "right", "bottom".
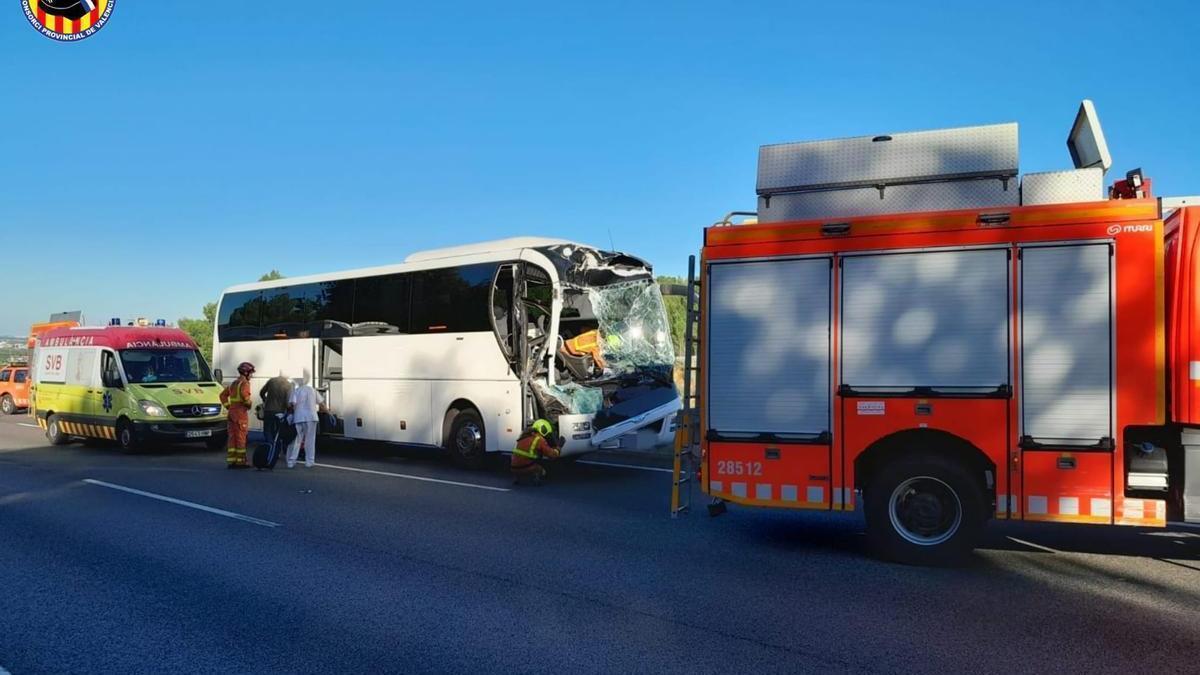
{"left": 120, "top": 349, "right": 212, "bottom": 384}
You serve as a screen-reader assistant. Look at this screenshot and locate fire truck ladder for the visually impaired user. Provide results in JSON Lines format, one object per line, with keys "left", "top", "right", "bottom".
{"left": 671, "top": 255, "right": 701, "bottom": 518}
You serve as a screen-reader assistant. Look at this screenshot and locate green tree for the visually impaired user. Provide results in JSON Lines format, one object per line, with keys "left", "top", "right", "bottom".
{"left": 179, "top": 271, "right": 285, "bottom": 362}
{"left": 178, "top": 302, "right": 217, "bottom": 363}
{"left": 657, "top": 275, "right": 688, "bottom": 355}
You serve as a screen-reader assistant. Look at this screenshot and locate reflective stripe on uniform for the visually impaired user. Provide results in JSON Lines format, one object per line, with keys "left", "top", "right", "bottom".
{"left": 512, "top": 432, "right": 545, "bottom": 459}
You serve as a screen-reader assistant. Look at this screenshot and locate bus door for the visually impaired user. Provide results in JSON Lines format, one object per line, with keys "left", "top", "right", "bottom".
{"left": 491, "top": 264, "right": 519, "bottom": 372}
{"left": 318, "top": 338, "right": 345, "bottom": 435}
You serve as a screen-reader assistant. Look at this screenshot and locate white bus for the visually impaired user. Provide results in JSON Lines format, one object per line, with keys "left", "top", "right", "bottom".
{"left": 212, "top": 237, "right": 679, "bottom": 466}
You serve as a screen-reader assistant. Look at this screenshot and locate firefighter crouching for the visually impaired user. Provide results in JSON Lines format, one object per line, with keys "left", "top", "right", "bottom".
{"left": 511, "top": 418, "right": 561, "bottom": 486}
{"left": 220, "top": 361, "right": 255, "bottom": 469}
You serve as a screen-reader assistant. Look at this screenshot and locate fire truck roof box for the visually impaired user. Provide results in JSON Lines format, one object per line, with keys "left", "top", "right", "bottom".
{"left": 755, "top": 123, "right": 1019, "bottom": 223}
{"left": 757, "top": 122, "right": 1018, "bottom": 195}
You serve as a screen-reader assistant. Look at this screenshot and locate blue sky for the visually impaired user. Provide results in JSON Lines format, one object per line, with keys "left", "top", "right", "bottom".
{"left": 2, "top": 1, "right": 1197, "bottom": 335}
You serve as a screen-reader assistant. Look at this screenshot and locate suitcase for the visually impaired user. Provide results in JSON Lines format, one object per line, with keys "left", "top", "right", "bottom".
{"left": 253, "top": 414, "right": 295, "bottom": 470}
{"left": 252, "top": 439, "right": 282, "bottom": 470}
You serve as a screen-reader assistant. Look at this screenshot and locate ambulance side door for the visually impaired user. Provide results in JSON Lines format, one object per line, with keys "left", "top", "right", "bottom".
{"left": 97, "top": 350, "right": 126, "bottom": 422}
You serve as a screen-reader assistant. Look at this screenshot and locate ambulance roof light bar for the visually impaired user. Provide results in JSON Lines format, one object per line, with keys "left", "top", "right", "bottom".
{"left": 1068, "top": 99, "right": 1113, "bottom": 172}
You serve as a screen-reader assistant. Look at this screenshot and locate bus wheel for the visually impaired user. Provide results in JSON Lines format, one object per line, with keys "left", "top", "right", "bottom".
{"left": 447, "top": 408, "right": 486, "bottom": 469}
{"left": 0, "top": 395, "right": 14, "bottom": 415}
{"left": 46, "top": 414, "right": 70, "bottom": 446}
{"left": 864, "top": 454, "right": 984, "bottom": 566}
{"left": 117, "top": 420, "right": 140, "bottom": 454}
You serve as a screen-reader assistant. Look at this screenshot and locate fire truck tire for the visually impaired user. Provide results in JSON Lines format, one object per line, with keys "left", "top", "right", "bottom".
{"left": 446, "top": 407, "right": 486, "bottom": 469}
{"left": 46, "top": 414, "right": 71, "bottom": 446}
{"left": 864, "top": 454, "right": 985, "bottom": 566}
{"left": 0, "top": 395, "right": 15, "bottom": 415}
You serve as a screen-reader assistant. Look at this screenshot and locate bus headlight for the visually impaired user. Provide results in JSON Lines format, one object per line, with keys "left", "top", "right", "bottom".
{"left": 139, "top": 400, "right": 167, "bottom": 417}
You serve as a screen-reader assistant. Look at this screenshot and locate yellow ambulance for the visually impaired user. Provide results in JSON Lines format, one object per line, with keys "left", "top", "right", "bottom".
{"left": 31, "top": 323, "right": 227, "bottom": 451}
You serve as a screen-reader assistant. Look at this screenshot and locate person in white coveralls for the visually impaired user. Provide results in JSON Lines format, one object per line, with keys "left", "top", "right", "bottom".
{"left": 287, "top": 370, "right": 326, "bottom": 469}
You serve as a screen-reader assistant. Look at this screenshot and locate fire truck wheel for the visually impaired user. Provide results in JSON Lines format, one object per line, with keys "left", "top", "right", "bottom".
{"left": 0, "top": 395, "right": 15, "bottom": 415}
{"left": 46, "top": 414, "right": 71, "bottom": 446}
{"left": 446, "top": 408, "right": 486, "bottom": 469}
{"left": 865, "top": 454, "right": 985, "bottom": 566}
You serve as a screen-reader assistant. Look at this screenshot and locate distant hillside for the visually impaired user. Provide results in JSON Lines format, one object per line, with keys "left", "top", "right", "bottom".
{"left": 0, "top": 336, "right": 28, "bottom": 363}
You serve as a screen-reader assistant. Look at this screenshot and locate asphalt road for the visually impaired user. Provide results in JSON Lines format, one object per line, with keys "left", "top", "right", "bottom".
{"left": 1, "top": 413, "right": 1198, "bottom": 674}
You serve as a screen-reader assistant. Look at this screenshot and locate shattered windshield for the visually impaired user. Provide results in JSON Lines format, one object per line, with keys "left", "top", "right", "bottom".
{"left": 586, "top": 279, "right": 675, "bottom": 377}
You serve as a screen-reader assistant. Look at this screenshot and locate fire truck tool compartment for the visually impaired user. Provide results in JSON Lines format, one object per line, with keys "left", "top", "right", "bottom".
{"left": 1019, "top": 243, "right": 1113, "bottom": 448}
{"left": 840, "top": 248, "right": 1010, "bottom": 394}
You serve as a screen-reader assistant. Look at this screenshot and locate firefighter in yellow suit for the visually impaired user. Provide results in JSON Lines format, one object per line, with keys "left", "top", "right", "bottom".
{"left": 510, "top": 418, "right": 560, "bottom": 486}
{"left": 220, "top": 361, "right": 255, "bottom": 468}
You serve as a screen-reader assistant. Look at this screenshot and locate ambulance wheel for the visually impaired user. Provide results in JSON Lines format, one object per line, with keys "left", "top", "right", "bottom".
{"left": 46, "top": 414, "right": 70, "bottom": 446}
{"left": 117, "top": 420, "right": 140, "bottom": 454}
{"left": 447, "top": 408, "right": 486, "bottom": 469}
{"left": 864, "top": 454, "right": 984, "bottom": 566}
{"left": 0, "top": 395, "right": 15, "bottom": 415}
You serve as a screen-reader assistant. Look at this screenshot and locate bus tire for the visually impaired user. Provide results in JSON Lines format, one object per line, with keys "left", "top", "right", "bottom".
{"left": 446, "top": 408, "right": 486, "bottom": 469}
{"left": 864, "top": 454, "right": 984, "bottom": 566}
{"left": 46, "top": 414, "right": 70, "bottom": 446}
{"left": 0, "top": 395, "right": 15, "bottom": 415}
{"left": 117, "top": 419, "right": 140, "bottom": 454}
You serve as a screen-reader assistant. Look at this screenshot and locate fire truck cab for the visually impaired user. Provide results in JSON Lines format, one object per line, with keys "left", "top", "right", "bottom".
{"left": 692, "top": 101, "right": 1200, "bottom": 564}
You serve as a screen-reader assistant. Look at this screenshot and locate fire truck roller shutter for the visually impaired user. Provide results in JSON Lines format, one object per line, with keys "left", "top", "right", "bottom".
{"left": 1020, "top": 243, "right": 1113, "bottom": 445}
{"left": 841, "top": 248, "right": 1010, "bottom": 391}
{"left": 707, "top": 258, "right": 831, "bottom": 437}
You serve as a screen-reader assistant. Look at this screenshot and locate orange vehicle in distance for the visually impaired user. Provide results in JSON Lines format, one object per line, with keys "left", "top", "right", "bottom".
{"left": 1, "top": 362, "right": 30, "bottom": 414}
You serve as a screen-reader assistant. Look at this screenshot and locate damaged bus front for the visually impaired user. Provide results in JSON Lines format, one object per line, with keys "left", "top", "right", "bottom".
{"left": 503, "top": 243, "right": 680, "bottom": 454}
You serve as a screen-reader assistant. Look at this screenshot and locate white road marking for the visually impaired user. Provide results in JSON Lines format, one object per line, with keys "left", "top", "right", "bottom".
{"left": 1007, "top": 536, "right": 1059, "bottom": 554}
{"left": 576, "top": 460, "right": 673, "bottom": 474}
{"left": 1, "top": 663, "right": 11, "bottom": 674}
{"left": 82, "top": 479, "right": 281, "bottom": 528}
{"left": 17, "top": 422, "right": 40, "bottom": 429}
{"left": 314, "top": 463, "right": 511, "bottom": 492}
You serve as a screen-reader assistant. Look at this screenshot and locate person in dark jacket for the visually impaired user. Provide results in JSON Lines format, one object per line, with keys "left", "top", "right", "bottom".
{"left": 259, "top": 372, "right": 294, "bottom": 443}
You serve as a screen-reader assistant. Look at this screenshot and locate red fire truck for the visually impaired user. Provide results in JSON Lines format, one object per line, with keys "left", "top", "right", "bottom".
{"left": 673, "top": 101, "right": 1200, "bottom": 564}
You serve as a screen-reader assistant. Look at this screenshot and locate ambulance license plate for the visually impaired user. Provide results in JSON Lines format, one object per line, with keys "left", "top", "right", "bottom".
{"left": 186, "top": 430, "right": 213, "bottom": 438}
